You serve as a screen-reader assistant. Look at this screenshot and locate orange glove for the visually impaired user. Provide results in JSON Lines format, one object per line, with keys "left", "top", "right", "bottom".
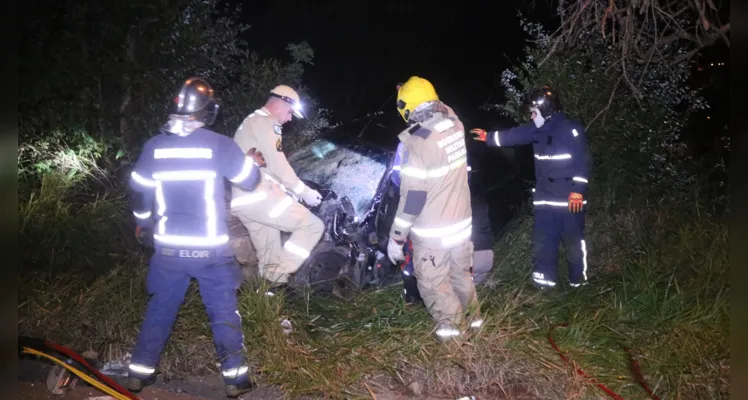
{"left": 568, "top": 192, "right": 584, "bottom": 213}
{"left": 469, "top": 128, "right": 487, "bottom": 142}
{"left": 247, "top": 147, "right": 266, "bottom": 168}
{"left": 135, "top": 225, "right": 153, "bottom": 247}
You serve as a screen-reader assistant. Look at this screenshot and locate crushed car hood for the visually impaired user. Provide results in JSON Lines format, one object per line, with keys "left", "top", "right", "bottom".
{"left": 288, "top": 132, "right": 393, "bottom": 222}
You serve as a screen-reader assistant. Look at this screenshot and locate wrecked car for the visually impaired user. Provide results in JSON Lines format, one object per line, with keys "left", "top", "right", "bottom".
{"left": 228, "top": 131, "right": 494, "bottom": 295}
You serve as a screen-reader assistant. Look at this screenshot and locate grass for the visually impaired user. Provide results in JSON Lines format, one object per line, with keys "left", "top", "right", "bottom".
{"left": 18, "top": 176, "right": 729, "bottom": 399}
{"left": 18, "top": 172, "right": 137, "bottom": 273}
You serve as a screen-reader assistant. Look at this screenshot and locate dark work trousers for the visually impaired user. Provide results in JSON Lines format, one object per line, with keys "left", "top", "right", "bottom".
{"left": 129, "top": 247, "right": 249, "bottom": 386}
{"left": 531, "top": 208, "right": 588, "bottom": 287}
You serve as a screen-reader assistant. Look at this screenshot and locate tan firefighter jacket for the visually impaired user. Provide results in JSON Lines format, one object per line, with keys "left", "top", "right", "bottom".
{"left": 389, "top": 102, "right": 473, "bottom": 249}
{"left": 230, "top": 107, "right": 308, "bottom": 207}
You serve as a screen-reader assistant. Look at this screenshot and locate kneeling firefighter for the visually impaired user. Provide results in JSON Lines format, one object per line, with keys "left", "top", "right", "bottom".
{"left": 386, "top": 76, "right": 483, "bottom": 340}
{"left": 127, "top": 77, "right": 263, "bottom": 398}
{"left": 230, "top": 85, "right": 325, "bottom": 291}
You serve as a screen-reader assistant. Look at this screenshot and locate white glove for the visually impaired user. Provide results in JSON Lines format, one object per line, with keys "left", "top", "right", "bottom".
{"left": 300, "top": 187, "right": 322, "bottom": 207}
{"left": 387, "top": 238, "right": 405, "bottom": 264}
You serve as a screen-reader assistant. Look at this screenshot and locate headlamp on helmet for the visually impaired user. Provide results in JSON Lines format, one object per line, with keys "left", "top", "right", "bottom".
{"left": 526, "top": 85, "right": 561, "bottom": 120}
{"left": 270, "top": 85, "right": 305, "bottom": 119}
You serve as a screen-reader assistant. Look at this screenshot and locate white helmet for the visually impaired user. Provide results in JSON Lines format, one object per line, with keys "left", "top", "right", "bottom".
{"left": 270, "top": 85, "right": 304, "bottom": 118}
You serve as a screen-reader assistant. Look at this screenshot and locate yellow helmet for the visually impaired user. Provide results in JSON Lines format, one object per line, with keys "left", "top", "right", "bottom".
{"left": 396, "top": 76, "right": 439, "bottom": 122}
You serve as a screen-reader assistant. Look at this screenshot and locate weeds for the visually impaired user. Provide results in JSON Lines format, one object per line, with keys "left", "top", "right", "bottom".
{"left": 18, "top": 171, "right": 138, "bottom": 273}
{"left": 18, "top": 195, "right": 729, "bottom": 399}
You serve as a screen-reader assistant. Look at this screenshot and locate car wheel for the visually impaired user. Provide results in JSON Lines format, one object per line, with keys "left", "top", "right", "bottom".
{"left": 292, "top": 241, "right": 352, "bottom": 294}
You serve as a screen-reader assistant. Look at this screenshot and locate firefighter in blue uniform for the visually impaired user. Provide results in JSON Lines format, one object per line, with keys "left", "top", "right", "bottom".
{"left": 127, "top": 77, "right": 263, "bottom": 398}
{"left": 470, "top": 86, "right": 592, "bottom": 289}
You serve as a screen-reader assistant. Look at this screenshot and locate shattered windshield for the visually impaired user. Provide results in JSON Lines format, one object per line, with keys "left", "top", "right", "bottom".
{"left": 288, "top": 135, "right": 392, "bottom": 220}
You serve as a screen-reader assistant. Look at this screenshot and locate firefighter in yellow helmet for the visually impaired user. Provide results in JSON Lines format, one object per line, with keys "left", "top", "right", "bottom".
{"left": 387, "top": 76, "right": 482, "bottom": 340}
{"left": 229, "top": 85, "right": 324, "bottom": 291}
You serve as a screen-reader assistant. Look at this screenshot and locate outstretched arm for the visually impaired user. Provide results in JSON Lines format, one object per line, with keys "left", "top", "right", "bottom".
{"left": 470, "top": 121, "right": 537, "bottom": 147}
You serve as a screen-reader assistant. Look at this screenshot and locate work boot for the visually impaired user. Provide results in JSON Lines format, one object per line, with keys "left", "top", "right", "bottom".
{"left": 466, "top": 312, "right": 483, "bottom": 330}
{"left": 225, "top": 378, "right": 256, "bottom": 398}
{"left": 126, "top": 374, "right": 157, "bottom": 393}
{"left": 270, "top": 283, "right": 297, "bottom": 298}
{"left": 434, "top": 322, "right": 461, "bottom": 342}
{"left": 402, "top": 276, "right": 423, "bottom": 306}
{"left": 531, "top": 272, "right": 556, "bottom": 291}
{"left": 256, "top": 282, "right": 295, "bottom": 298}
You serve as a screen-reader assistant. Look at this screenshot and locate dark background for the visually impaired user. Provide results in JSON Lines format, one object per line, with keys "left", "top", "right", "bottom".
{"left": 231, "top": 0, "right": 728, "bottom": 234}
{"left": 234, "top": 0, "right": 555, "bottom": 144}
{"left": 232, "top": 0, "right": 560, "bottom": 232}
{"left": 233, "top": 0, "right": 728, "bottom": 150}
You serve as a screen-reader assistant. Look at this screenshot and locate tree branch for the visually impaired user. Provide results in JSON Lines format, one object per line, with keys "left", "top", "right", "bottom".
{"left": 586, "top": 73, "right": 623, "bottom": 130}
{"left": 549, "top": 0, "right": 730, "bottom": 67}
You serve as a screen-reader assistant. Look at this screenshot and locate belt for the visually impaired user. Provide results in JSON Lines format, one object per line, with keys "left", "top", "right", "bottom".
{"left": 544, "top": 176, "right": 572, "bottom": 183}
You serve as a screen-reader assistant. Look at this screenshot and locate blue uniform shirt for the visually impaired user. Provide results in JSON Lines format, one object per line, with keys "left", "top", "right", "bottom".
{"left": 129, "top": 127, "right": 261, "bottom": 248}
{"left": 486, "top": 112, "right": 592, "bottom": 207}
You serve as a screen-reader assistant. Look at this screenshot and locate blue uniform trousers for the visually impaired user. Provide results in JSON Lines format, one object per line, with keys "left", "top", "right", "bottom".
{"left": 532, "top": 208, "right": 588, "bottom": 287}
{"left": 130, "top": 248, "right": 248, "bottom": 385}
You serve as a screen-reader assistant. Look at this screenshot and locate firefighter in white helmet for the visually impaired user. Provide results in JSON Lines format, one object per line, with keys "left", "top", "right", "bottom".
{"left": 387, "top": 76, "right": 482, "bottom": 340}
{"left": 230, "top": 85, "right": 324, "bottom": 290}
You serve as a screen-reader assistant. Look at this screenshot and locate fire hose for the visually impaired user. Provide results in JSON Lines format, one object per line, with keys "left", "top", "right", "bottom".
{"left": 19, "top": 336, "right": 139, "bottom": 400}
{"left": 548, "top": 324, "right": 661, "bottom": 400}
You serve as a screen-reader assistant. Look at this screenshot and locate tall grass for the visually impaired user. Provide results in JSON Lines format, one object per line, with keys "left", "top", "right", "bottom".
{"left": 18, "top": 188, "right": 729, "bottom": 399}
{"left": 18, "top": 171, "right": 137, "bottom": 274}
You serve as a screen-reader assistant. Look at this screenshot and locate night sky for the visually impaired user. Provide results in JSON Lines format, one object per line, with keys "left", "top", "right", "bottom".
{"left": 234, "top": 0, "right": 728, "bottom": 153}
{"left": 235, "top": 0, "right": 552, "bottom": 145}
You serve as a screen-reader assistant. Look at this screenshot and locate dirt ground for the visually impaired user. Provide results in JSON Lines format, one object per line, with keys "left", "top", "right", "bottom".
{"left": 18, "top": 359, "right": 457, "bottom": 400}
{"left": 19, "top": 381, "right": 211, "bottom": 400}
{"left": 18, "top": 381, "right": 455, "bottom": 400}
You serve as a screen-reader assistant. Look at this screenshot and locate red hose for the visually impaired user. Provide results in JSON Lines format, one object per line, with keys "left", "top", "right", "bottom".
{"left": 43, "top": 340, "right": 140, "bottom": 400}
{"left": 624, "top": 346, "right": 661, "bottom": 400}
{"left": 548, "top": 323, "right": 660, "bottom": 400}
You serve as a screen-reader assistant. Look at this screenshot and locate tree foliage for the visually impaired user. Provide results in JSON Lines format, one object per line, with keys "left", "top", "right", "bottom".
{"left": 18, "top": 0, "right": 326, "bottom": 184}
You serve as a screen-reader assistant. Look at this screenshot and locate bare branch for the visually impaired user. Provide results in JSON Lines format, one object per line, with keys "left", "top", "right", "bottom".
{"left": 549, "top": 0, "right": 730, "bottom": 66}
{"left": 586, "top": 73, "right": 623, "bottom": 129}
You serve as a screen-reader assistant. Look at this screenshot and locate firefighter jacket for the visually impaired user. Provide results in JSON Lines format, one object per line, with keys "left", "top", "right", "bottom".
{"left": 129, "top": 127, "right": 261, "bottom": 249}
{"left": 391, "top": 104, "right": 471, "bottom": 186}
{"left": 486, "top": 112, "right": 592, "bottom": 209}
{"left": 231, "top": 107, "right": 309, "bottom": 205}
{"left": 389, "top": 103, "right": 473, "bottom": 249}
{"left": 391, "top": 143, "right": 473, "bottom": 187}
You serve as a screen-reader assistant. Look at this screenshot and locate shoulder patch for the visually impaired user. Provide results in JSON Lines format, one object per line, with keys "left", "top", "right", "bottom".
{"left": 408, "top": 124, "right": 432, "bottom": 139}
{"left": 275, "top": 138, "right": 283, "bottom": 152}
{"left": 273, "top": 124, "right": 282, "bottom": 135}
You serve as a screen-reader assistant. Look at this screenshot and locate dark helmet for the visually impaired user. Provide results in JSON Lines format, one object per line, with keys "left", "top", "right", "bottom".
{"left": 527, "top": 85, "right": 562, "bottom": 118}
{"left": 171, "top": 77, "right": 221, "bottom": 125}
